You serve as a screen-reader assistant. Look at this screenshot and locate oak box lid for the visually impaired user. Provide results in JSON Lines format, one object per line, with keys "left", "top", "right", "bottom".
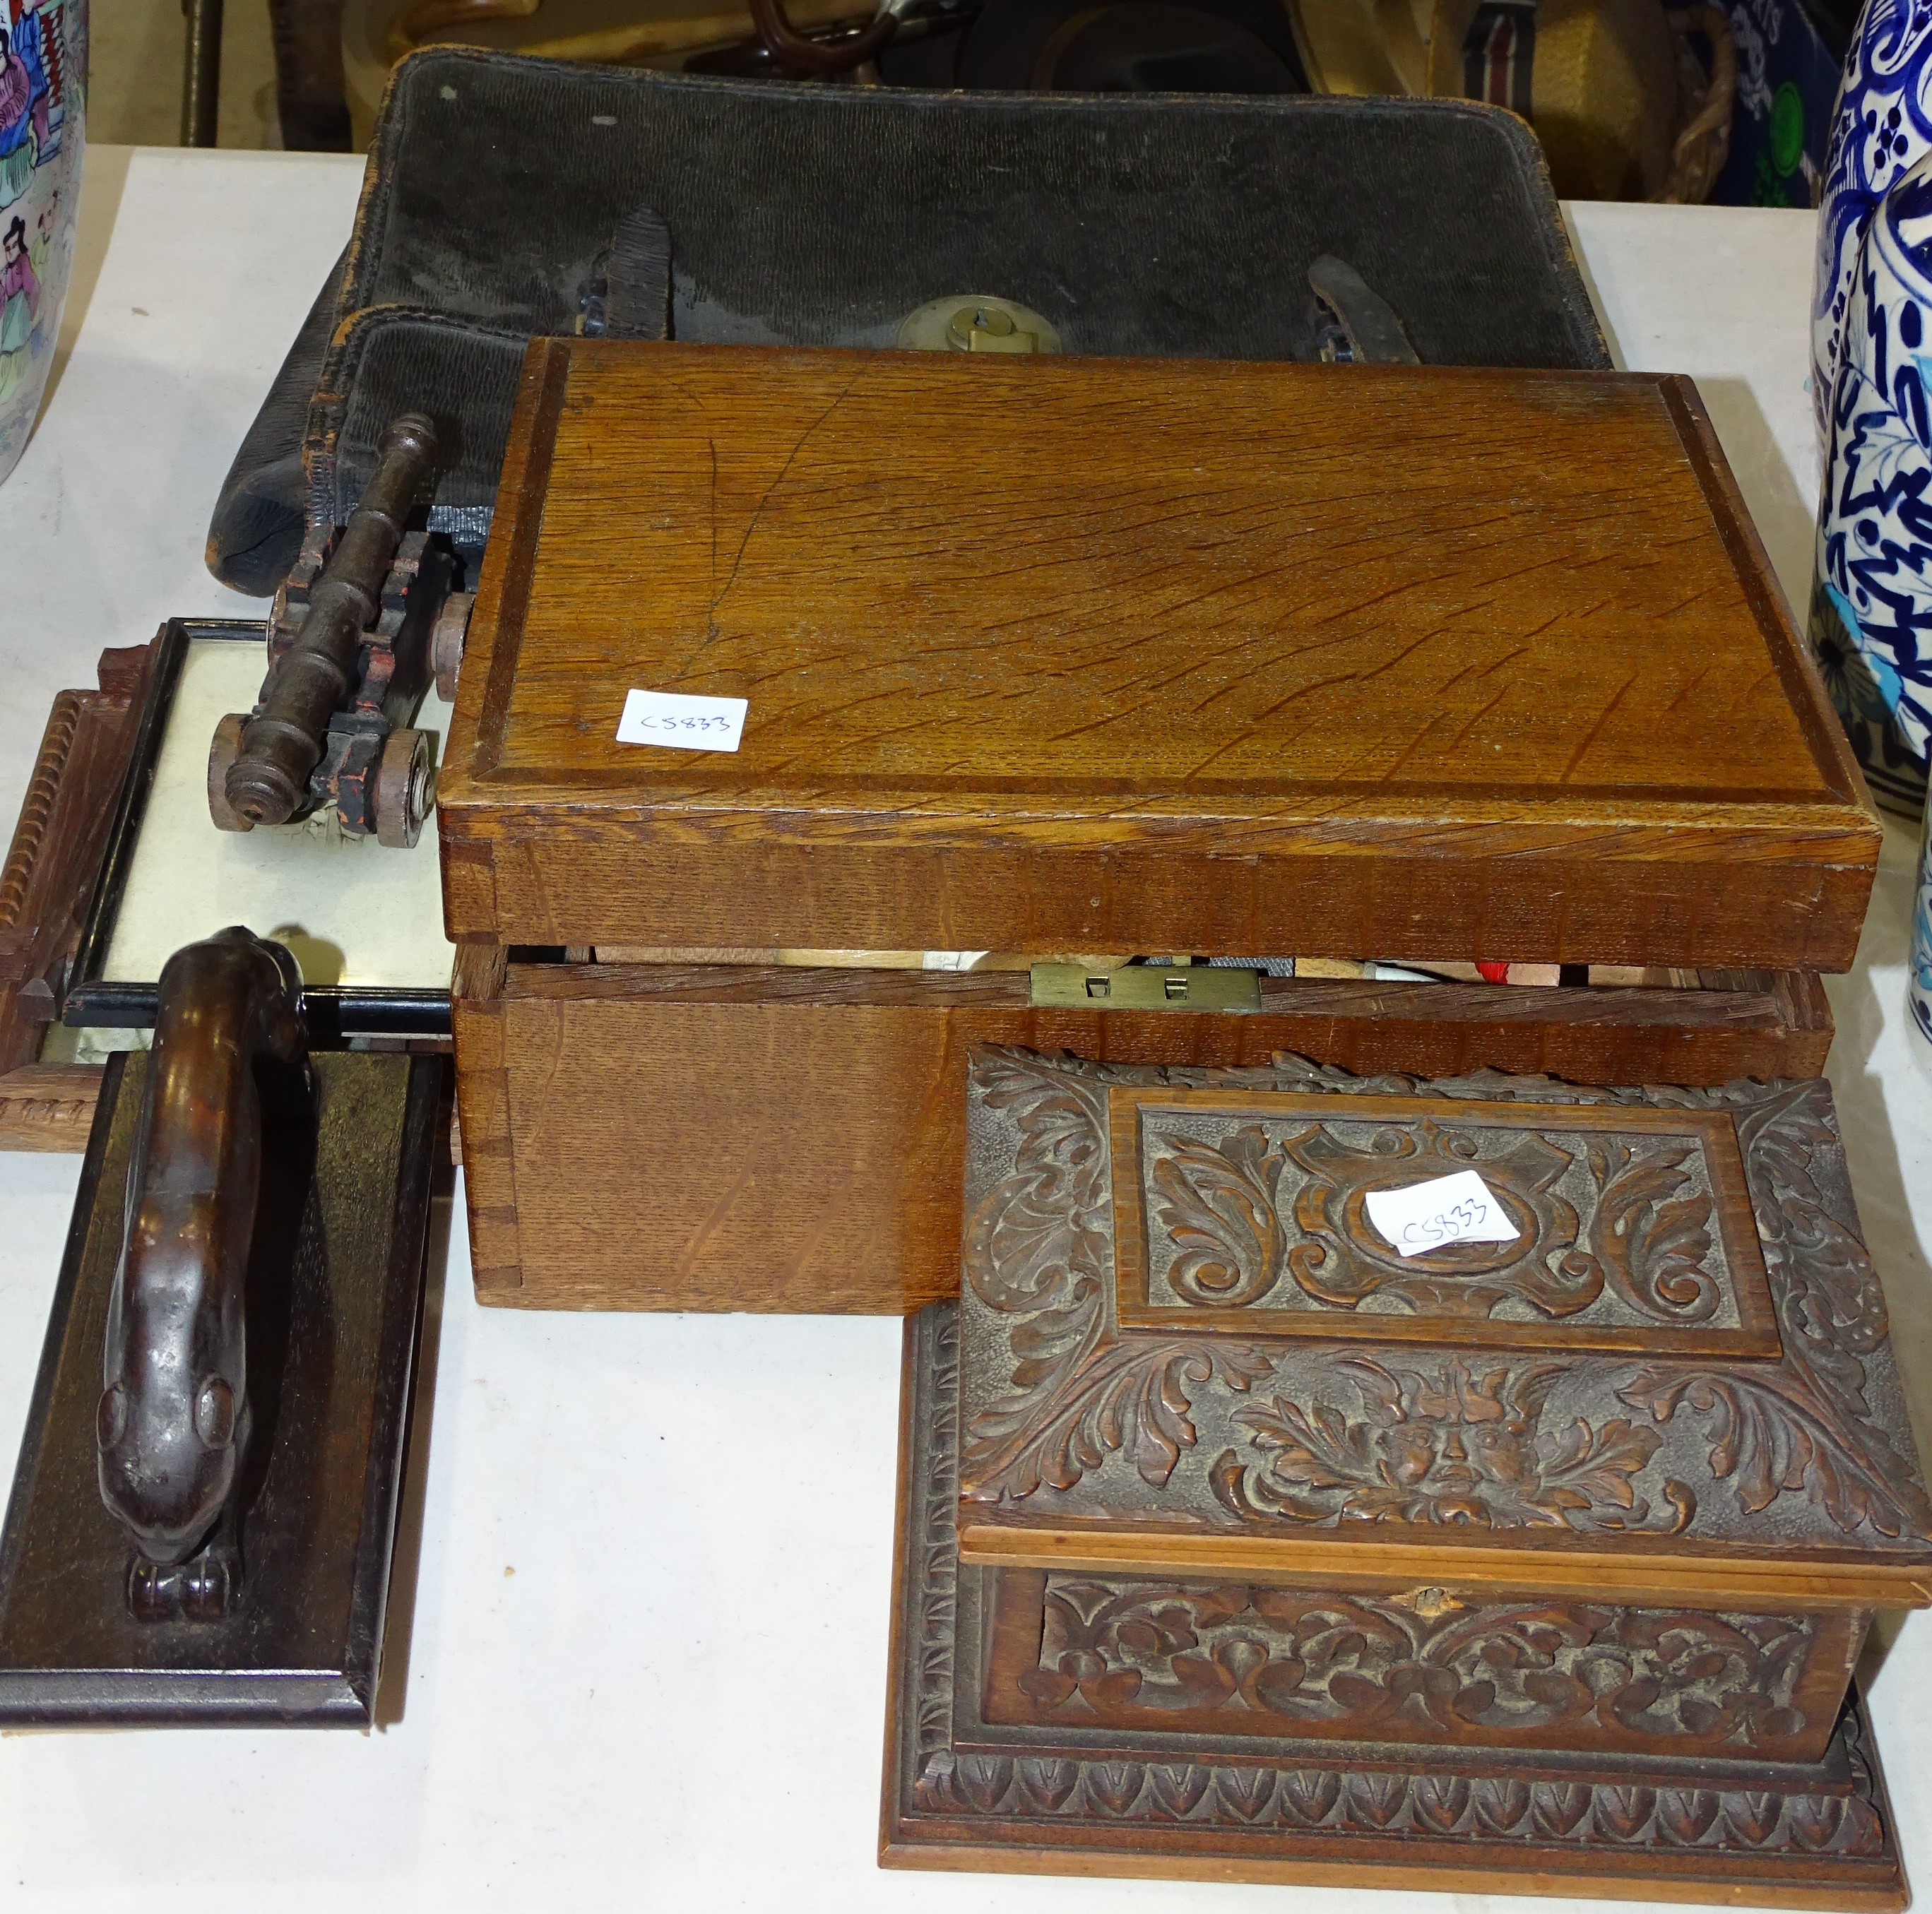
{"left": 438, "top": 341, "right": 1879, "bottom": 968}
{"left": 954, "top": 1048, "right": 1932, "bottom": 1612}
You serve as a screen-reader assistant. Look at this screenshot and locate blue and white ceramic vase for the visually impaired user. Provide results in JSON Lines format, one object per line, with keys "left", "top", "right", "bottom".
{"left": 1912, "top": 796, "right": 1932, "bottom": 1064}
{"left": 0, "top": 0, "right": 84, "bottom": 487}
{"left": 1813, "top": 0, "right": 1932, "bottom": 448}
{"left": 1813, "top": 150, "right": 1932, "bottom": 819}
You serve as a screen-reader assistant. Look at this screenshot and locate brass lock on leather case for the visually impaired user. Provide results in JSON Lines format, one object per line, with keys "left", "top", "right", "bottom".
{"left": 896, "top": 292, "right": 1063, "bottom": 354}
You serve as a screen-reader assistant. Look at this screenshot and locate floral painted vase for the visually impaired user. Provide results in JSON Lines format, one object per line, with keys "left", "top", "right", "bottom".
{"left": 1813, "top": 0, "right": 1932, "bottom": 448}
{"left": 1912, "top": 797, "right": 1932, "bottom": 1062}
{"left": 1813, "top": 148, "right": 1932, "bottom": 820}
{"left": 0, "top": 0, "right": 83, "bottom": 487}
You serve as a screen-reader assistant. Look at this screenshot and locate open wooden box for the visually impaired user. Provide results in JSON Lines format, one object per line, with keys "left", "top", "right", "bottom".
{"left": 437, "top": 339, "right": 1880, "bottom": 1314}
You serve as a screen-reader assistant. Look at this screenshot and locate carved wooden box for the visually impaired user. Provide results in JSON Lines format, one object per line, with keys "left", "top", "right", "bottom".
{"left": 439, "top": 339, "right": 1882, "bottom": 1313}
{"left": 882, "top": 1048, "right": 1932, "bottom": 1907}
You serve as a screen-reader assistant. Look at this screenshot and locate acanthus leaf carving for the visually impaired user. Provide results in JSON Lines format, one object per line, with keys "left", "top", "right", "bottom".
{"left": 1281, "top": 1769, "right": 1342, "bottom": 1826}
{"left": 1596, "top": 1785, "right": 1658, "bottom": 1843}
{"left": 1025, "top": 1579, "right": 1818, "bottom": 1752}
{"left": 962, "top": 1050, "right": 1272, "bottom": 1502}
{"left": 953, "top": 1755, "right": 1011, "bottom": 1814}
{"left": 1018, "top": 1757, "right": 1079, "bottom": 1812}
{"left": 961, "top": 1050, "right": 1932, "bottom": 1557}
{"left": 1150, "top": 1126, "right": 1288, "bottom": 1308}
{"left": 1584, "top": 1139, "right": 1720, "bottom": 1321}
{"left": 1474, "top": 1777, "right": 1532, "bottom": 1834}
{"left": 1211, "top": 1355, "right": 1688, "bottom": 1534}
{"left": 1615, "top": 1079, "right": 1932, "bottom": 1540}
{"left": 1657, "top": 1788, "right": 1721, "bottom": 1845}
{"left": 1614, "top": 1369, "right": 1919, "bottom": 1539}
{"left": 903, "top": 1297, "right": 1904, "bottom": 1870}
{"left": 1138, "top": 1105, "right": 1737, "bottom": 1328}
{"left": 1086, "top": 1762, "right": 1144, "bottom": 1816}
{"left": 966, "top": 1334, "right": 1274, "bottom": 1501}
{"left": 1534, "top": 1781, "right": 1594, "bottom": 1838}
{"left": 1282, "top": 1117, "right": 1589, "bottom": 1319}
{"left": 1147, "top": 1764, "right": 1211, "bottom": 1818}
{"left": 1413, "top": 1775, "right": 1471, "bottom": 1835}
{"left": 964, "top": 1054, "right": 1113, "bottom": 1319}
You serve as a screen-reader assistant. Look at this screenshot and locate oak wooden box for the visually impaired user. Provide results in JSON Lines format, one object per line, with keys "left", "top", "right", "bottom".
{"left": 438, "top": 340, "right": 1882, "bottom": 1314}
{"left": 880, "top": 1049, "right": 1932, "bottom": 1908}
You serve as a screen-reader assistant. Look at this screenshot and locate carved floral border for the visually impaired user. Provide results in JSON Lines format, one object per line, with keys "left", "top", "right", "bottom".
{"left": 1019, "top": 1577, "right": 1820, "bottom": 1752}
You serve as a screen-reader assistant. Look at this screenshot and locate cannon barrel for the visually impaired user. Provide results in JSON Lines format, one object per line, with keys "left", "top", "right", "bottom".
{"left": 223, "top": 414, "right": 437, "bottom": 829}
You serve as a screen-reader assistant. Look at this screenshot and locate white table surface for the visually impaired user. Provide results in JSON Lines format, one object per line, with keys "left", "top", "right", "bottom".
{"left": 0, "top": 148, "right": 1926, "bottom": 1914}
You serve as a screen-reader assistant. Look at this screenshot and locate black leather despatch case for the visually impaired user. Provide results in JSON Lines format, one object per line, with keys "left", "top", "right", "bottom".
{"left": 209, "top": 52, "right": 1607, "bottom": 594}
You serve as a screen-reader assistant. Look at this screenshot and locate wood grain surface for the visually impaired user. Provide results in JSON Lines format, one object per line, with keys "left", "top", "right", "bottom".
{"left": 454, "top": 959, "right": 1831, "bottom": 1312}
{"left": 0, "top": 1063, "right": 104, "bottom": 1152}
{"left": 951, "top": 1521, "right": 1932, "bottom": 1609}
{"left": 440, "top": 341, "right": 1878, "bottom": 968}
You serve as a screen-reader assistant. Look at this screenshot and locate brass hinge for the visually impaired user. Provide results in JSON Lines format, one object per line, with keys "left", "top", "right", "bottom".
{"left": 1029, "top": 964, "right": 1262, "bottom": 1012}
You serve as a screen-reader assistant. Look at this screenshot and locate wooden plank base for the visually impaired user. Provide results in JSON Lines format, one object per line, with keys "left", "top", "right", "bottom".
{"left": 0, "top": 1050, "right": 441, "bottom": 1725}
{"left": 882, "top": 1305, "right": 1912, "bottom": 1910}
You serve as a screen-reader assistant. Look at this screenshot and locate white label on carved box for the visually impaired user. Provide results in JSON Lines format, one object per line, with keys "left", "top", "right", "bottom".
{"left": 616, "top": 689, "right": 748, "bottom": 751}
{"left": 1363, "top": 1170, "right": 1519, "bottom": 1258}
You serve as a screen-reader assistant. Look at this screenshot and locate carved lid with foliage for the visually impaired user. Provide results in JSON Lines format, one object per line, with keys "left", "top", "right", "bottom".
{"left": 954, "top": 1047, "right": 1932, "bottom": 1607}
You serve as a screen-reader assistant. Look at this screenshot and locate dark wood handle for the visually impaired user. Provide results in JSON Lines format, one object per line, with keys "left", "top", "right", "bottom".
{"left": 96, "top": 930, "right": 307, "bottom": 1568}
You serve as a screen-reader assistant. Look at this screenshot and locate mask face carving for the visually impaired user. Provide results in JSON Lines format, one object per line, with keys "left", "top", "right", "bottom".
{"left": 961, "top": 1054, "right": 1932, "bottom": 1552}
{"left": 1214, "top": 1355, "right": 1684, "bottom": 1533}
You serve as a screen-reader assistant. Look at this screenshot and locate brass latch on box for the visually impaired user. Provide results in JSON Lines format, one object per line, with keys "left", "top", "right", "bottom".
{"left": 1029, "top": 963, "right": 1262, "bottom": 1011}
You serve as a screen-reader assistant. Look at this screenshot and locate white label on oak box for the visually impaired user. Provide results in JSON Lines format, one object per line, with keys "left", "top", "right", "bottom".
{"left": 1363, "top": 1170, "right": 1519, "bottom": 1258}
{"left": 616, "top": 689, "right": 747, "bottom": 751}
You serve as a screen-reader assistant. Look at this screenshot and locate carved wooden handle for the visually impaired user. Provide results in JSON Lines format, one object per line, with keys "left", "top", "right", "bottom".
{"left": 96, "top": 930, "right": 307, "bottom": 1568}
